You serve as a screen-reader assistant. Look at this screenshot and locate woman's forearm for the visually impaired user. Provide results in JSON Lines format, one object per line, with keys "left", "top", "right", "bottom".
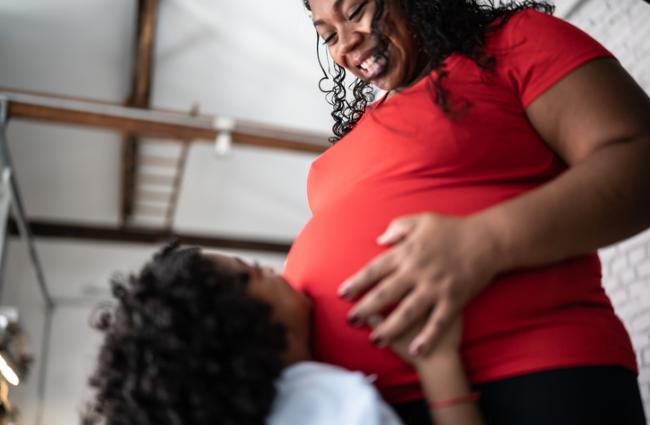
{"left": 473, "top": 136, "right": 650, "bottom": 273}
{"left": 416, "top": 354, "right": 484, "bottom": 425}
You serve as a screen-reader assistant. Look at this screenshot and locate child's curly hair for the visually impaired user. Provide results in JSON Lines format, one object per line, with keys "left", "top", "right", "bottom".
{"left": 86, "top": 242, "right": 288, "bottom": 425}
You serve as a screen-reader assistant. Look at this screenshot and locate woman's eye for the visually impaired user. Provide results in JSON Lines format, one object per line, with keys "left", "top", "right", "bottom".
{"left": 322, "top": 33, "right": 336, "bottom": 45}
{"left": 347, "top": 0, "right": 368, "bottom": 20}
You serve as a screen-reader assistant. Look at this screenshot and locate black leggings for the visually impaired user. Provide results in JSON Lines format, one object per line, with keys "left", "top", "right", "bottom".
{"left": 391, "top": 366, "right": 646, "bottom": 425}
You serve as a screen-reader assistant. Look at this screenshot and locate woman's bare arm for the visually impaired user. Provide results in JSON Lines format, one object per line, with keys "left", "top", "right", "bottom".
{"left": 478, "top": 58, "right": 650, "bottom": 271}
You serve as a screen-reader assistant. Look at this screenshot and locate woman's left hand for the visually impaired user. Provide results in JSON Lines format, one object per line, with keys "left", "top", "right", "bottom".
{"left": 340, "top": 212, "right": 501, "bottom": 356}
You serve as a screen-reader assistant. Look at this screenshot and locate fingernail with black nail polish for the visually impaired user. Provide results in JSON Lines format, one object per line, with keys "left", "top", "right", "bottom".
{"left": 348, "top": 315, "right": 362, "bottom": 327}
{"left": 372, "top": 336, "right": 385, "bottom": 347}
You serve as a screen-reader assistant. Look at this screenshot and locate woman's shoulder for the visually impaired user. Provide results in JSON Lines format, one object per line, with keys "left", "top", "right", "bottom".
{"left": 500, "top": 8, "right": 565, "bottom": 33}
{"left": 491, "top": 8, "right": 597, "bottom": 50}
{"left": 486, "top": 7, "right": 613, "bottom": 108}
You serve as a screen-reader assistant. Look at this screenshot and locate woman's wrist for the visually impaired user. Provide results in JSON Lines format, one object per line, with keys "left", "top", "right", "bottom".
{"left": 465, "top": 212, "right": 510, "bottom": 276}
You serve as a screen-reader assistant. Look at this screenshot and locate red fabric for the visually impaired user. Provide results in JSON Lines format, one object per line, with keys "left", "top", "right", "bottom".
{"left": 283, "top": 9, "right": 636, "bottom": 404}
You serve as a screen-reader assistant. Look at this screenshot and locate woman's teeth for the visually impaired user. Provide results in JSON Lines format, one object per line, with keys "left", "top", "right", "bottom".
{"left": 360, "top": 55, "right": 387, "bottom": 79}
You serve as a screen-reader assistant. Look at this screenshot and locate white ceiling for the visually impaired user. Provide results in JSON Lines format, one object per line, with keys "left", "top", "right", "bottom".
{"left": 0, "top": 0, "right": 330, "bottom": 240}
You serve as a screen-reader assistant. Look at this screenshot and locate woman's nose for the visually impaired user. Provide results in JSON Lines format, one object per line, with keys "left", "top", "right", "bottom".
{"left": 337, "top": 29, "right": 363, "bottom": 56}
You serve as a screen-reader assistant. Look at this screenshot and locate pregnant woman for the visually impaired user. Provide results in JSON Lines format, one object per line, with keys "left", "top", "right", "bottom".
{"left": 283, "top": 1, "right": 650, "bottom": 424}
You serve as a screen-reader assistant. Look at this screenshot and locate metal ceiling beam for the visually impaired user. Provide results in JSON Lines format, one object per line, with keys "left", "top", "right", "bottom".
{"left": 7, "top": 219, "right": 292, "bottom": 253}
{"left": 0, "top": 97, "right": 55, "bottom": 308}
{"left": 1, "top": 88, "right": 329, "bottom": 153}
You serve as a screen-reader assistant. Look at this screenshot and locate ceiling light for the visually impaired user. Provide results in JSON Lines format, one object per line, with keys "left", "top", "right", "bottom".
{"left": 213, "top": 116, "right": 236, "bottom": 157}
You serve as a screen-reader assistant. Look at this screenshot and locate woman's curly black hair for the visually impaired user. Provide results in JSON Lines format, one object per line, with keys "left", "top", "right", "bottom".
{"left": 304, "top": 0, "right": 554, "bottom": 143}
{"left": 86, "top": 243, "right": 288, "bottom": 425}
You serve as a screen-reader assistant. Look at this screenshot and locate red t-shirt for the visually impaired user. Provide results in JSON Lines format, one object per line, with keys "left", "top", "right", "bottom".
{"left": 283, "top": 9, "right": 637, "bottom": 404}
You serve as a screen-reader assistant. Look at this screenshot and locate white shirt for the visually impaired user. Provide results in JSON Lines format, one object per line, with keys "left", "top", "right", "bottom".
{"left": 267, "top": 361, "right": 404, "bottom": 425}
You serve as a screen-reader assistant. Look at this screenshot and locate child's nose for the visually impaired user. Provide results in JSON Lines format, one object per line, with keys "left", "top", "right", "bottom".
{"left": 262, "top": 265, "right": 277, "bottom": 275}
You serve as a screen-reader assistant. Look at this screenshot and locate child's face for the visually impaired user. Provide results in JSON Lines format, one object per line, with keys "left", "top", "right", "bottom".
{"left": 206, "top": 253, "right": 313, "bottom": 365}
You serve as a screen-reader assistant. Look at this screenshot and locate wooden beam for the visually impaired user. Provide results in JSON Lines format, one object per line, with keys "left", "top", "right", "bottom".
{"left": 130, "top": 0, "right": 157, "bottom": 109}
{"left": 1, "top": 88, "right": 329, "bottom": 153}
{"left": 165, "top": 142, "right": 189, "bottom": 226}
{"left": 121, "top": 0, "right": 159, "bottom": 225}
{"left": 121, "top": 134, "right": 138, "bottom": 221}
{"left": 7, "top": 219, "right": 292, "bottom": 253}
{"left": 8, "top": 99, "right": 216, "bottom": 139}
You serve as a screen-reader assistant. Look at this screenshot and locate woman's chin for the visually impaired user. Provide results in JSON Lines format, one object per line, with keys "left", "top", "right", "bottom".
{"left": 371, "top": 63, "right": 415, "bottom": 91}
{"left": 373, "top": 74, "right": 404, "bottom": 92}
{"left": 368, "top": 69, "right": 398, "bottom": 91}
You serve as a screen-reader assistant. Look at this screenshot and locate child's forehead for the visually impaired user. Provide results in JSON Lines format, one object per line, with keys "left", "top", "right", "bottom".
{"left": 202, "top": 251, "right": 249, "bottom": 272}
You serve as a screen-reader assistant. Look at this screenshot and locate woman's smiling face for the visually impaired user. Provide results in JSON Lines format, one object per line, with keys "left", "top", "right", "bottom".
{"left": 309, "top": 0, "right": 424, "bottom": 91}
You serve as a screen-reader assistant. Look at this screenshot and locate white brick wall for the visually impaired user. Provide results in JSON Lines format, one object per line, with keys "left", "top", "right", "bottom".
{"left": 600, "top": 230, "right": 650, "bottom": 420}
{"left": 564, "top": 0, "right": 650, "bottom": 420}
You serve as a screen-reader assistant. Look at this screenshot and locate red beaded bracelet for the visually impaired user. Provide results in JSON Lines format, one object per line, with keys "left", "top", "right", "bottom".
{"left": 429, "top": 391, "right": 481, "bottom": 409}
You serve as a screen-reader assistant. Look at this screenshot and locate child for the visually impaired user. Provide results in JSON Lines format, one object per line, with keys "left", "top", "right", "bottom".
{"left": 87, "top": 243, "right": 483, "bottom": 425}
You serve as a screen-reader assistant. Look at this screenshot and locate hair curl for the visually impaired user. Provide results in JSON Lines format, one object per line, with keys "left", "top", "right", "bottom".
{"left": 86, "top": 242, "right": 288, "bottom": 425}
{"left": 304, "top": 0, "right": 554, "bottom": 143}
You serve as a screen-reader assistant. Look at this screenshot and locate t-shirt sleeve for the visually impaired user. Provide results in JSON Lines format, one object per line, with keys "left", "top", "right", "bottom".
{"left": 268, "top": 363, "right": 405, "bottom": 425}
{"left": 495, "top": 9, "right": 615, "bottom": 108}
